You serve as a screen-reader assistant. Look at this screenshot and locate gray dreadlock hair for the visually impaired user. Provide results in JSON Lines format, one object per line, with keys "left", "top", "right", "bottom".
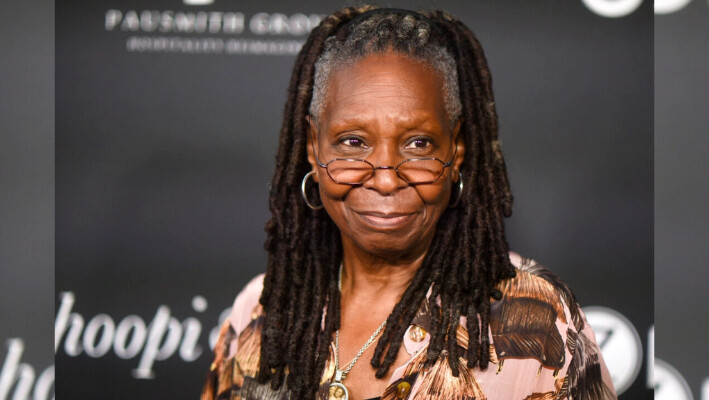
{"left": 258, "top": 6, "right": 516, "bottom": 399}
{"left": 309, "top": 12, "right": 462, "bottom": 126}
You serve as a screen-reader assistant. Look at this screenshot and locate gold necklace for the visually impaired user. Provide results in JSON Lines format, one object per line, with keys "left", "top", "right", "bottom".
{"left": 329, "top": 264, "right": 388, "bottom": 400}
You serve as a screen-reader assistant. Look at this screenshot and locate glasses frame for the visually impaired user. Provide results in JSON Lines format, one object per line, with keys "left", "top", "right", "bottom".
{"left": 311, "top": 140, "right": 457, "bottom": 186}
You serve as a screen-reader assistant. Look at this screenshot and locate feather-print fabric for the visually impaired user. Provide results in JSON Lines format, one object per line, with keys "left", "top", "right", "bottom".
{"left": 490, "top": 268, "right": 567, "bottom": 371}
{"left": 201, "top": 253, "right": 617, "bottom": 399}
{"left": 409, "top": 353, "right": 485, "bottom": 400}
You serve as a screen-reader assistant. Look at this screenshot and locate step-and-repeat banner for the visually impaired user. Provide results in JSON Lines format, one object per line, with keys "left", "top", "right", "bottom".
{"left": 53, "top": 1, "right": 655, "bottom": 399}
{"left": 654, "top": 1, "right": 709, "bottom": 400}
{"left": 5, "top": 1, "right": 679, "bottom": 399}
{"left": 0, "top": 1, "right": 54, "bottom": 400}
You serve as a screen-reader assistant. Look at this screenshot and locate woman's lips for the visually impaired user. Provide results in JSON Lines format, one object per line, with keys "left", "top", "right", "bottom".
{"left": 354, "top": 211, "right": 417, "bottom": 228}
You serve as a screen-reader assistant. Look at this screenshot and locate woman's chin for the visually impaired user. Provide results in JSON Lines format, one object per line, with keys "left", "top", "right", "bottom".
{"left": 344, "top": 231, "right": 432, "bottom": 261}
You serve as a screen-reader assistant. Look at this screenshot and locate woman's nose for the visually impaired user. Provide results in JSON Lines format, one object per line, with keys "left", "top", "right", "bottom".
{"left": 362, "top": 148, "right": 407, "bottom": 194}
{"left": 362, "top": 166, "right": 407, "bottom": 194}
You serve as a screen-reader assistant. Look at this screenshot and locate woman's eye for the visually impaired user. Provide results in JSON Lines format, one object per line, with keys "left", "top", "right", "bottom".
{"left": 340, "top": 137, "right": 367, "bottom": 148}
{"left": 405, "top": 138, "right": 433, "bottom": 149}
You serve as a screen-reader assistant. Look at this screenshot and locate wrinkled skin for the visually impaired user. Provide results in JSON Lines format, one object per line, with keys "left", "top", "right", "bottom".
{"left": 306, "top": 51, "right": 465, "bottom": 399}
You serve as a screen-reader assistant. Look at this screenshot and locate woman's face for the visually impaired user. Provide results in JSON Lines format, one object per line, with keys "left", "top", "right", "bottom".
{"left": 307, "top": 52, "right": 464, "bottom": 259}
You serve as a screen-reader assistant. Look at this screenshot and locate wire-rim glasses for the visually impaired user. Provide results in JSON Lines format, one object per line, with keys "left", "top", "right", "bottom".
{"left": 312, "top": 142, "right": 457, "bottom": 185}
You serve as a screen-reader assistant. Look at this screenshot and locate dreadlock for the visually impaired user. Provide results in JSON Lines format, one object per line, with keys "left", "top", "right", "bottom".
{"left": 259, "top": 6, "right": 517, "bottom": 398}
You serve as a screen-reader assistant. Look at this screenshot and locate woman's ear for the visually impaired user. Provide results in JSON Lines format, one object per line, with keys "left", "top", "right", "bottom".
{"left": 305, "top": 115, "right": 320, "bottom": 183}
{"left": 452, "top": 119, "right": 465, "bottom": 182}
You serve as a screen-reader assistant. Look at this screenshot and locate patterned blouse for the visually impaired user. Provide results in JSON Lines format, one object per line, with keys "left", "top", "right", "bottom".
{"left": 201, "top": 253, "right": 617, "bottom": 399}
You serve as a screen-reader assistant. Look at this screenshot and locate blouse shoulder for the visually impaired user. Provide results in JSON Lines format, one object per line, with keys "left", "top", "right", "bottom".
{"left": 200, "top": 274, "right": 266, "bottom": 400}
{"left": 227, "top": 273, "right": 266, "bottom": 337}
{"left": 499, "top": 251, "right": 617, "bottom": 399}
{"left": 505, "top": 251, "right": 581, "bottom": 329}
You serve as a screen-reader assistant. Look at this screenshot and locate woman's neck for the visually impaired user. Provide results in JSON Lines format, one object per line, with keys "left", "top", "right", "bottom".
{"left": 339, "top": 238, "right": 427, "bottom": 303}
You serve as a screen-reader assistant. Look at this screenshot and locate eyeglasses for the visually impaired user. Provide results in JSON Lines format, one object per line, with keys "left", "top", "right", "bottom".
{"left": 312, "top": 142, "right": 457, "bottom": 185}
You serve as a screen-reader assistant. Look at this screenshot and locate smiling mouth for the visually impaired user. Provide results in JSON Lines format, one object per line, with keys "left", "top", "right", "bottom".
{"left": 354, "top": 211, "right": 417, "bottom": 228}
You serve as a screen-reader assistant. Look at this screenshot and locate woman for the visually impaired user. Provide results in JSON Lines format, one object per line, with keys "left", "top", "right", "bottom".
{"left": 202, "top": 6, "right": 616, "bottom": 400}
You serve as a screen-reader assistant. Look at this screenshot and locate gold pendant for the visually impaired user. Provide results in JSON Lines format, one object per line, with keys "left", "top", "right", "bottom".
{"left": 328, "top": 382, "right": 348, "bottom": 400}
{"left": 328, "top": 370, "right": 349, "bottom": 400}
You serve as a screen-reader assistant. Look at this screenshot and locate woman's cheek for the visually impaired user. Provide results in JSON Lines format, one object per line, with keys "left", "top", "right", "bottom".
{"left": 319, "top": 179, "right": 353, "bottom": 200}
{"left": 415, "top": 180, "right": 451, "bottom": 206}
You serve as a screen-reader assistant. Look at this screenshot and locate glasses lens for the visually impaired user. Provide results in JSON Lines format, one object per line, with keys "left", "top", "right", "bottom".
{"left": 398, "top": 159, "right": 445, "bottom": 183}
{"left": 327, "top": 160, "right": 373, "bottom": 184}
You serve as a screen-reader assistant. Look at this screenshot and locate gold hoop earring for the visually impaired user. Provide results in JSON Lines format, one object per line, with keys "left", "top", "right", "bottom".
{"left": 449, "top": 171, "right": 464, "bottom": 208}
{"left": 301, "top": 171, "right": 323, "bottom": 210}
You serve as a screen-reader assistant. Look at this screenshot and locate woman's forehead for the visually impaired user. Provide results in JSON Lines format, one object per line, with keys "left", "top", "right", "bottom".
{"left": 320, "top": 52, "right": 449, "bottom": 129}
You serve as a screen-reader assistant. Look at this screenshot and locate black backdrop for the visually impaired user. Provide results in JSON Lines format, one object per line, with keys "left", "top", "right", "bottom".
{"left": 655, "top": 1, "right": 709, "bottom": 399}
{"left": 53, "top": 1, "right": 653, "bottom": 399}
{"left": 17, "top": 0, "right": 709, "bottom": 399}
{"left": 0, "top": 1, "right": 55, "bottom": 399}
{"left": 11, "top": 0, "right": 709, "bottom": 399}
